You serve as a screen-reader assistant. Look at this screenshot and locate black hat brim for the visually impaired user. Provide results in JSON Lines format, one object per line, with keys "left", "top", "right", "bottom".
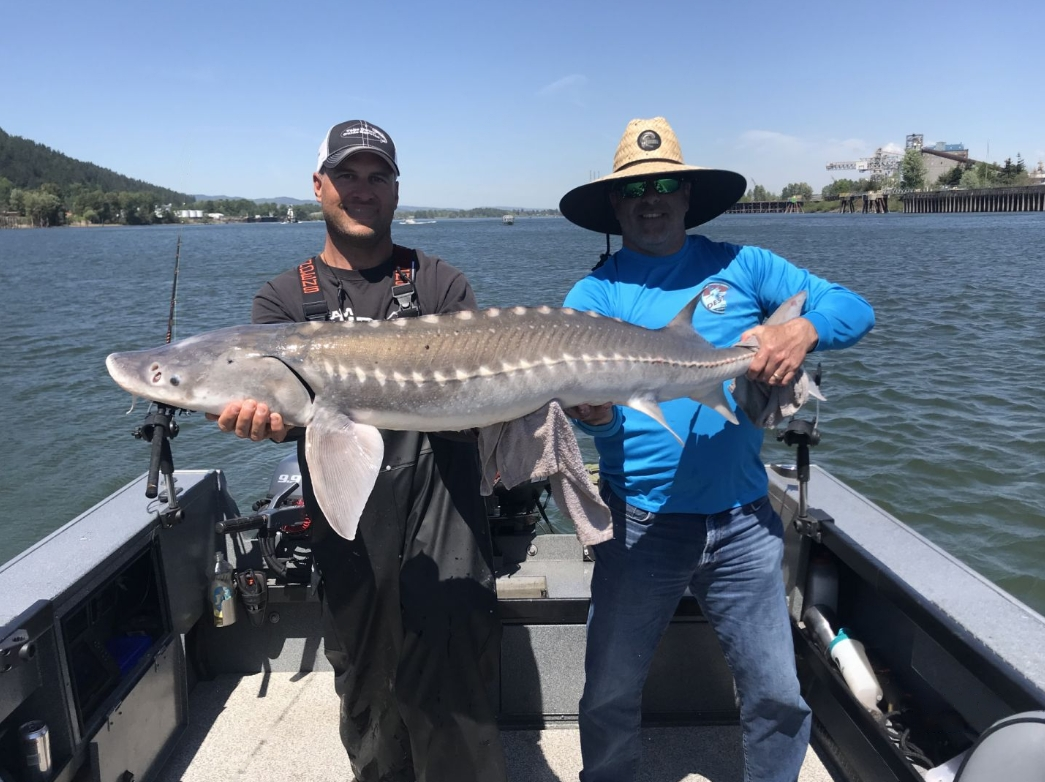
{"left": 559, "top": 168, "right": 748, "bottom": 235}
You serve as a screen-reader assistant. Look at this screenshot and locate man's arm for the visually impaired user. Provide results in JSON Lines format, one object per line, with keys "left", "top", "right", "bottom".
{"left": 741, "top": 248, "right": 875, "bottom": 386}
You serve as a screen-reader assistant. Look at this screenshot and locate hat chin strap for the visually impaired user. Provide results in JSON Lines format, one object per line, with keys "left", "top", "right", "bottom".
{"left": 592, "top": 233, "right": 612, "bottom": 271}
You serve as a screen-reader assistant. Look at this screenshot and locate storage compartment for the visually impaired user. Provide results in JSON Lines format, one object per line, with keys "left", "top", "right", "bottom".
{"left": 795, "top": 542, "right": 982, "bottom": 780}
{"left": 60, "top": 545, "right": 171, "bottom": 736}
{"left": 0, "top": 601, "right": 62, "bottom": 782}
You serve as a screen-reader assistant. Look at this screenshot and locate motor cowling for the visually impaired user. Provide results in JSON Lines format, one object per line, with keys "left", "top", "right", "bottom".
{"left": 954, "top": 711, "right": 1045, "bottom": 782}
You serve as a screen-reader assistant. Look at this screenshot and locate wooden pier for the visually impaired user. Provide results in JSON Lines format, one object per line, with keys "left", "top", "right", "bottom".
{"left": 725, "top": 200, "right": 804, "bottom": 214}
{"left": 838, "top": 193, "right": 888, "bottom": 213}
{"left": 900, "top": 185, "right": 1045, "bottom": 214}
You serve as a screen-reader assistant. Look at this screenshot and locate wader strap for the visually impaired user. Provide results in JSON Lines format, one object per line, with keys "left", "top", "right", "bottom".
{"left": 390, "top": 245, "right": 420, "bottom": 318}
{"left": 298, "top": 257, "right": 328, "bottom": 321}
{"left": 298, "top": 248, "right": 420, "bottom": 321}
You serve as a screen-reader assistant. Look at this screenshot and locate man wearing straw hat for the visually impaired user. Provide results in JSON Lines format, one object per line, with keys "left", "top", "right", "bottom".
{"left": 560, "top": 117, "right": 875, "bottom": 781}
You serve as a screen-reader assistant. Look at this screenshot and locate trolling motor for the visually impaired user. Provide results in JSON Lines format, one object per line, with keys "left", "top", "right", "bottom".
{"left": 133, "top": 403, "right": 184, "bottom": 527}
{"left": 771, "top": 363, "right": 824, "bottom": 541}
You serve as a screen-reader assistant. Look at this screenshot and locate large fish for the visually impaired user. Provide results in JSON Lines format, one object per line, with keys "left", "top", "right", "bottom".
{"left": 106, "top": 292, "right": 814, "bottom": 539}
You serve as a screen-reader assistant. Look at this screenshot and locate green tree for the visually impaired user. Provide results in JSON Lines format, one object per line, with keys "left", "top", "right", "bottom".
{"left": 960, "top": 165, "right": 987, "bottom": 189}
{"left": 748, "top": 184, "right": 777, "bottom": 201}
{"left": 900, "top": 149, "right": 927, "bottom": 190}
{"left": 821, "top": 179, "right": 862, "bottom": 200}
{"left": 936, "top": 165, "right": 966, "bottom": 188}
{"left": 23, "top": 190, "right": 63, "bottom": 226}
{"left": 8, "top": 188, "right": 25, "bottom": 214}
{"left": 780, "top": 182, "right": 813, "bottom": 200}
{"left": 0, "top": 175, "right": 13, "bottom": 209}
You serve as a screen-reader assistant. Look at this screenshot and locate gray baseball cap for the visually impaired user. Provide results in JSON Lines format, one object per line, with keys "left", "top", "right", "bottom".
{"left": 316, "top": 119, "right": 399, "bottom": 175}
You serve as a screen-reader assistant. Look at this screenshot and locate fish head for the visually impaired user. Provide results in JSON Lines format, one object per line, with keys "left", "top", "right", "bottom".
{"left": 105, "top": 325, "right": 315, "bottom": 425}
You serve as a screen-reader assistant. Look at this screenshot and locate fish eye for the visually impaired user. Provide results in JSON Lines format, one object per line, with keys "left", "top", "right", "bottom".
{"left": 170, "top": 376, "right": 180, "bottom": 386}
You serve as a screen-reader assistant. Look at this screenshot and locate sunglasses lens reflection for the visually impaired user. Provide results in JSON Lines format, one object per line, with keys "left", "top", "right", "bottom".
{"left": 619, "top": 177, "right": 683, "bottom": 198}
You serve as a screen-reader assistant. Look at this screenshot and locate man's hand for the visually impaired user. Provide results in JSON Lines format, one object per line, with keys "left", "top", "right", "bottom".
{"left": 563, "top": 402, "right": 615, "bottom": 427}
{"left": 740, "top": 317, "right": 819, "bottom": 386}
{"left": 206, "top": 400, "right": 291, "bottom": 443}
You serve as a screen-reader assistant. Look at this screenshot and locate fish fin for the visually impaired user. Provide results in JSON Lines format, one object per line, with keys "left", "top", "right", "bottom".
{"left": 806, "top": 373, "right": 827, "bottom": 401}
{"left": 624, "top": 394, "right": 684, "bottom": 445}
{"left": 734, "top": 292, "right": 808, "bottom": 349}
{"left": 305, "top": 405, "right": 384, "bottom": 541}
{"left": 689, "top": 384, "right": 739, "bottom": 425}
{"left": 764, "top": 291, "right": 808, "bottom": 326}
{"left": 663, "top": 292, "right": 806, "bottom": 339}
{"left": 664, "top": 295, "right": 701, "bottom": 334}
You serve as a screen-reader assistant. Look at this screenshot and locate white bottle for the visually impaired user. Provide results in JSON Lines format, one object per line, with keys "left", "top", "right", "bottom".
{"left": 829, "top": 628, "right": 882, "bottom": 715}
{"left": 211, "top": 552, "right": 237, "bottom": 627}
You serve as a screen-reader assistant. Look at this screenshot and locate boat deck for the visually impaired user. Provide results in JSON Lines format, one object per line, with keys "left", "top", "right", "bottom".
{"left": 157, "top": 671, "right": 839, "bottom": 782}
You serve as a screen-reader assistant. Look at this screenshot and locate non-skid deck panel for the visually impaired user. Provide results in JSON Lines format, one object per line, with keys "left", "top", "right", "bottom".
{"left": 156, "top": 671, "right": 838, "bottom": 782}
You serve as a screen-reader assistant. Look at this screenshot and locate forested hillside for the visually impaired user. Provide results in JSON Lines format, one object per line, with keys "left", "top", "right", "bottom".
{"left": 0, "top": 128, "right": 191, "bottom": 203}
{"left": 0, "top": 129, "right": 308, "bottom": 227}
{"left": 0, "top": 127, "right": 200, "bottom": 227}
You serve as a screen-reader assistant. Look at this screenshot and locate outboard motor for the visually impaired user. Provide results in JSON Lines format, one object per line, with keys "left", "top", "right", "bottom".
{"left": 251, "top": 452, "right": 313, "bottom": 585}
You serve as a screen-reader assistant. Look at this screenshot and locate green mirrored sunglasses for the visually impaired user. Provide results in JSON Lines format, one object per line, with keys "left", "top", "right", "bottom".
{"left": 617, "top": 177, "right": 684, "bottom": 199}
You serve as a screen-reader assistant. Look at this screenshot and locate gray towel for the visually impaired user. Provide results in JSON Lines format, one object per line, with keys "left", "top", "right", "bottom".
{"left": 731, "top": 368, "right": 826, "bottom": 429}
{"left": 477, "top": 402, "right": 612, "bottom": 546}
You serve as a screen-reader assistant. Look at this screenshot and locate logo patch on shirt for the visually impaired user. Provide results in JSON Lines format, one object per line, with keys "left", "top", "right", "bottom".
{"left": 700, "top": 283, "right": 729, "bottom": 314}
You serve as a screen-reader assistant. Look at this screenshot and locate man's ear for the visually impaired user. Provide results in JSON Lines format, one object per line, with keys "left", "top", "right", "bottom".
{"left": 313, "top": 171, "right": 323, "bottom": 202}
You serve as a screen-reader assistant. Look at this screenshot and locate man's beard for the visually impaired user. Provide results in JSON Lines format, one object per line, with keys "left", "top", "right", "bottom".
{"left": 322, "top": 201, "right": 389, "bottom": 248}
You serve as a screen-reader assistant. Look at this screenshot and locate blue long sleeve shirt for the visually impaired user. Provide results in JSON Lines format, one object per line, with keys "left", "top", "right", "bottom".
{"left": 563, "top": 234, "right": 875, "bottom": 515}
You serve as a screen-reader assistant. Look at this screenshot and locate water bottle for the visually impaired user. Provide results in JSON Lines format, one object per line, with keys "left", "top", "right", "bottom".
{"left": 211, "top": 552, "right": 237, "bottom": 627}
{"left": 829, "top": 628, "right": 882, "bottom": 715}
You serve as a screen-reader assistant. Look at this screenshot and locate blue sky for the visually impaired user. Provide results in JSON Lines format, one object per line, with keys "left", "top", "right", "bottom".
{"left": 5, "top": 0, "right": 1042, "bottom": 208}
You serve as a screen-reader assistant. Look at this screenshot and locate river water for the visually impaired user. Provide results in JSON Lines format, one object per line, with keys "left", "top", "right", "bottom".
{"left": 1, "top": 214, "right": 1043, "bottom": 614}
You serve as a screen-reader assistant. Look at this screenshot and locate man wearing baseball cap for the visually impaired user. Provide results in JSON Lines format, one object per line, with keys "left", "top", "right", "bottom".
{"left": 210, "top": 119, "right": 507, "bottom": 781}
{"left": 561, "top": 117, "right": 875, "bottom": 782}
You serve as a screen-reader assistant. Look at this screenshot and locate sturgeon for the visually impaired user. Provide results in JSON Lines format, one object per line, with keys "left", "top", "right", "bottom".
{"left": 106, "top": 292, "right": 812, "bottom": 540}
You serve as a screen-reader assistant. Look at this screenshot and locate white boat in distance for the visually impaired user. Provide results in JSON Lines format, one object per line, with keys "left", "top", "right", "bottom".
{"left": 399, "top": 218, "right": 436, "bottom": 225}
{"left": 502, "top": 214, "right": 515, "bottom": 225}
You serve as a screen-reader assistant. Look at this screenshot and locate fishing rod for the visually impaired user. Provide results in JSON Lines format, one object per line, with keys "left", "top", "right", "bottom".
{"left": 132, "top": 234, "right": 184, "bottom": 527}
{"left": 165, "top": 233, "right": 181, "bottom": 344}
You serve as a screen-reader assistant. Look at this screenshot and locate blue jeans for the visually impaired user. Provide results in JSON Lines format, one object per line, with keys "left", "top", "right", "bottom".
{"left": 579, "top": 486, "right": 811, "bottom": 782}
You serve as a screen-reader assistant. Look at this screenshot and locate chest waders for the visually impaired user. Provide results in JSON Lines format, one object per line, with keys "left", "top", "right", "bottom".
{"left": 290, "top": 249, "right": 507, "bottom": 782}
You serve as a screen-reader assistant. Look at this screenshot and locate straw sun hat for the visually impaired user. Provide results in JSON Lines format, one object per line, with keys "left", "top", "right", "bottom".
{"left": 559, "top": 117, "right": 747, "bottom": 235}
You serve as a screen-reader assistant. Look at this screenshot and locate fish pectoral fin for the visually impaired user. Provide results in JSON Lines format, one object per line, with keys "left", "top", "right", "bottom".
{"left": 305, "top": 406, "right": 384, "bottom": 541}
{"left": 764, "top": 291, "right": 808, "bottom": 326}
{"left": 624, "top": 394, "right": 684, "bottom": 445}
{"left": 690, "top": 384, "right": 739, "bottom": 425}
